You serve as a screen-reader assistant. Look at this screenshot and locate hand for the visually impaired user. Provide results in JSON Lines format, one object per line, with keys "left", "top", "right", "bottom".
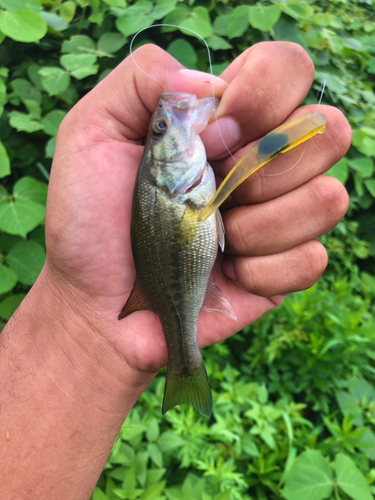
{"left": 45, "top": 42, "right": 351, "bottom": 381}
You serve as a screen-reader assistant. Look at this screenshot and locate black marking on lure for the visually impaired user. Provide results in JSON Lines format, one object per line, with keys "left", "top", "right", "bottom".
{"left": 258, "top": 133, "right": 289, "bottom": 156}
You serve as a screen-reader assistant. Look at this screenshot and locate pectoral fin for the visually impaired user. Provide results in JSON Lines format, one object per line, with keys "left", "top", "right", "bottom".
{"left": 200, "top": 112, "right": 327, "bottom": 221}
{"left": 118, "top": 277, "right": 150, "bottom": 320}
{"left": 201, "top": 276, "right": 237, "bottom": 321}
{"left": 216, "top": 210, "right": 225, "bottom": 252}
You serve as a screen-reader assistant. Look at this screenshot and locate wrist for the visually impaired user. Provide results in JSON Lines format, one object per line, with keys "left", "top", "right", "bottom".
{"left": 17, "top": 263, "right": 156, "bottom": 414}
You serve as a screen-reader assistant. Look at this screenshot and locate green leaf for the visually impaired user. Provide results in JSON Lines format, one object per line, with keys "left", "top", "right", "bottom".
{"left": 343, "top": 37, "right": 363, "bottom": 51}
{"left": 103, "top": 0, "right": 126, "bottom": 6}
{"left": 6, "top": 240, "right": 45, "bottom": 285}
{"left": 273, "top": 14, "right": 306, "bottom": 47}
{"left": 42, "top": 109, "right": 66, "bottom": 137}
{"left": 0, "top": 0, "right": 41, "bottom": 12}
{"left": 59, "top": 1, "right": 76, "bottom": 24}
{"left": 98, "top": 33, "right": 126, "bottom": 54}
{"left": 158, "top": 431, "right": 185, "bottom": 452}
{"left": 326, "top": 158, "right": 348, "bottom": 185}
{"left": 0, "top": 177, "right": 46, "bottom": 237}
{"left": 249, "top": 5, "right": 282, "bottom": 32}
{"left": 152, "top": 0, "right": 177, "bottom": 20}
{"left": 0, "top": 294, "right": 25, "bottom": 320}
{"left": 180, "top": 7, "right": 213, "bottom": 39}
{"left": 91, "top": 488, "right": 108, "bottom": 500}
{"left": 45, "top": 137, "right": 56, "bottom": 158}
{"left": 146, "top": 418, "right": 160, "bottom": 442}
{"left": 206, "top": 35, "right": 232, "bottom": 51}
{"left": 0, "top": 199, "right": 45, "bottom": 237}
{"left": 352, "top": 130, "right": 375, "bottom": 157}
{"left": 365, "top": 179, "right": 375, "bottom": 198}
{"left": 121, "top": 466, "right": 136, "bottom": 497}
{"left": 349, "top": 157, "right": 374, "bottom": 178}
{"left": 11, "top": 78, "right": 42, "bottom": 104}
{"left": 147, "top": 443, "right": 163, "bottom": 468}
{"left": 0, "top": 10, "right": 47, "bottom": 43}
{"left": 0, "top": 141, "right": 10, "bottom": 179}
{"left": 213, "top": 15, "right": 231, "bottom": 37}
{"left": 24, "top": 99, "right": 41, "bottom": 119}
{"left": 280, "top": 3, "right": 314, "bottom": 20}
{"left": 140, "top": 481, "right": 166, "bottom": 500}
{"left": 62, "top": 35, "right": 96, "bottom": 54}
{"left": 167, "top": 39, "right": 197, "bottom": 68}
{"left": 0, "top": 265, "right": 18, "bottom": 294}
{"left": 115, "top": 10, "right": 154, "bottom": 38}
{"left": 39, "top": 12, "right": 68, "bottom": 31}
{"left": 162, "top": 7, "right": 189, "bottom": 33}
{"left": 60, "top": 54, "right": 99, "bottom": 80}
{"left": 283, "top": 450, "right": 333, "bottom": 500}
{"left": 14, "top": 176, "right": 48, "bottom": 205}
{"left": 8, "top": 111, "right": 43, "bottom": 133}
{"left": 335, "top": 454, "right": 372, "bottom": 500}
{"left": 39, "top": 67, "right": 70, "bottom": 96}
{"left": 227, "top": 6, "right": 249, "bottom": 40}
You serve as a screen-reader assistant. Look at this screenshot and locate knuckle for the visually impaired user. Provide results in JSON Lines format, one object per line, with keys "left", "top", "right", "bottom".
{"left": 313, "top": 175, "right": 350, "bottom": 227}
{"left": 301, "top": 241, "right": 328, "bottom": 288}
{"left": 326, "top": 107, "right": 353, "bottom": 161}
{"left": 234, "top": 257, "right": 257, "bottom": 293}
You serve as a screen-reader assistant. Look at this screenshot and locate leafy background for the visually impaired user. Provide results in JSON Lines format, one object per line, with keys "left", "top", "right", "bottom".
{"left": 0, "top": 0, "right": 375, "bottom": 499}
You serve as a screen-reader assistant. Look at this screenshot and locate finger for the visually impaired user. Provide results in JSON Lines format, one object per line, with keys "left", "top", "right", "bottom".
{"left": 223, "top": 175, "right": 349, "bottom": 256}
{"left": 202, "top": 41, "right": 315, "bottom": 158}
{"left": 63, "top": 44, "right": 227, "bottom": 143}
{"left": 213, "top": 105, "right": 352, "bottom": 204}
{"left": 223, "top": 240, "right": 328, "bottom": 297}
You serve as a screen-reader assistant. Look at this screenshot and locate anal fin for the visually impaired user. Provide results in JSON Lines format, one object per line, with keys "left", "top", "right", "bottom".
{"left": 201, "top": 276, "right": 237, "bottom": 321}
{"left": 118, "top": 277, "right": 150, "bottom": 320}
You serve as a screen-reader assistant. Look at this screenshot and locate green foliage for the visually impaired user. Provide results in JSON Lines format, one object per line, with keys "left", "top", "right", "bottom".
{"left": 0, "top": 0, "right": 374, "bottom": 498}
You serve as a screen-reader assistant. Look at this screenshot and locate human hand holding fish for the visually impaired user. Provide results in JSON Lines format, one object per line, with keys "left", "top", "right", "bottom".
{"left": 1, "top": 41, "right": 352, "bottom": 499}
{"left": 45, "top": 42, "right": 351, "bottom": 409}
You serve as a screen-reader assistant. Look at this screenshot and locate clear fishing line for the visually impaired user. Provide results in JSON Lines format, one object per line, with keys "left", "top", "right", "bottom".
{"left": 129, "top": 24, "right": 238, "bottom": 162}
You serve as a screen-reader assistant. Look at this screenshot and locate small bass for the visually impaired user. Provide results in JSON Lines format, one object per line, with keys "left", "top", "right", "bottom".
{"left": 119, "top": 92, "right": 327, "bottom": 417}
{"left": 119, "top": 93, "right": 233, "bottom": 417}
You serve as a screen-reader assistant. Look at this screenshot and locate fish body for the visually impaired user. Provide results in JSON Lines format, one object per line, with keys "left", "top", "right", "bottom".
{"left": 120, "top": 93, "right": 227, "bottom": 417}
{"left": 119, "top": 92, "right": 328, "bottom": 417}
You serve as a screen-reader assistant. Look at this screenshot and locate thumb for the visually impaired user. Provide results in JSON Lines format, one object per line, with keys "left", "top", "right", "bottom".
{"left": 65, "top": 44, "right": 228, "bottom": 142}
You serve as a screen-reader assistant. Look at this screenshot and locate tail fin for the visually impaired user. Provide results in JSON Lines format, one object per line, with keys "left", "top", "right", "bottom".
{"left": 162, "top": 360, "right": 212, "bottom": 417}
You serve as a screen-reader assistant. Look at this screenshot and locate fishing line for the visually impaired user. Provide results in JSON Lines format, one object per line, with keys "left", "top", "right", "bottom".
{"left": 130, "top": 28, "right": 327, "bottom": 180}
{"left": 129, "top": 24, "right": 237, "bottom": 162}
{"left": 259, "top": 78, "right": 327, "bottom": 178}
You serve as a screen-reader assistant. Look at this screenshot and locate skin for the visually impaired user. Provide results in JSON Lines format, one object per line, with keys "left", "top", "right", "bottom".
{"left": 0, "top": 42, "right": 351, "bottom": 499}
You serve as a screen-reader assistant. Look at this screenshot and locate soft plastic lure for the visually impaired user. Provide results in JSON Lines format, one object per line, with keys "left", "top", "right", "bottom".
{"left": 200, "top": 111, "right": 327, "bottom": 221}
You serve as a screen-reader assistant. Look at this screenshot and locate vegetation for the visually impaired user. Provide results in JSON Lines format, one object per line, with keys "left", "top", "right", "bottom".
{"left": 0, "top": 0, "right": 374, "bottom": 499}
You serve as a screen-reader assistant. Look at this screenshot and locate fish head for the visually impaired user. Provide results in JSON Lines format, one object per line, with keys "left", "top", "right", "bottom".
{"left": 147, "top": 93, "right": 219, "bottom": 200}
{"left": 150, "top": 93, "right": 219, "bottom": 163}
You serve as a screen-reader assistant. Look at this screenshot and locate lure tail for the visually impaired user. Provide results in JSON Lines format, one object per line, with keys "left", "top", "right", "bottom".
{"left": 162, "top": 358, "right": 212, "bottom": 417}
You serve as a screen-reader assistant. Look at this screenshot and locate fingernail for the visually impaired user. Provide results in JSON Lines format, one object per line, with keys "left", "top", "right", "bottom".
{"left": 179, "top": 68, "right": 226, "bottom": 84}
{"left": 222, "top": 260, "right": 236, "bottom": 280}
{"left": 202, "top": 117, "right": 241, "bottom": 158}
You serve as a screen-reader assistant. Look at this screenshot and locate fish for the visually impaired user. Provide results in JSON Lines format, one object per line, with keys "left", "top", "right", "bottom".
{"left": 119, "top": 91, "right": 327, "bottom": 417}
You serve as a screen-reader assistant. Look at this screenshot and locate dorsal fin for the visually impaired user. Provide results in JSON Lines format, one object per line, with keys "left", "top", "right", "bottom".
{"left": 118, "top": 277, "right": 150, "bottom": 320}
{"left": 199, "top": 112, "right": 327, "bottom": 222}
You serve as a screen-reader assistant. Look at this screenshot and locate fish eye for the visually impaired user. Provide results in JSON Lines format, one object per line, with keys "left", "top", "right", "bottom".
{"left": 152, "top": 119, "right": 168, "bottom": 137}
